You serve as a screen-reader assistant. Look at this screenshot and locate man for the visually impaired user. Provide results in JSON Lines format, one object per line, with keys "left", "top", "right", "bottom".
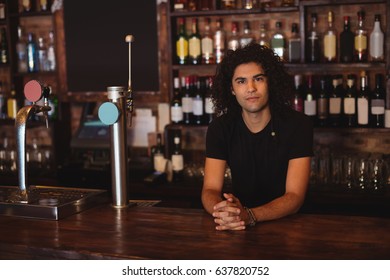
{"left": 202, "top": 43, "right": 313, "bottom": 231}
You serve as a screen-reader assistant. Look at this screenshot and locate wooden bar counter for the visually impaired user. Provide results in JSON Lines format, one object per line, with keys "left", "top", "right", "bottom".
{"left": 1, "top": 203, "right": 390, "bottom": 260}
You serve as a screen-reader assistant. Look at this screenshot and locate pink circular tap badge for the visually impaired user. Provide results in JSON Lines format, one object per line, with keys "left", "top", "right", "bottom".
{"left": 24, "top": 80, "right": 42, "bottom": 103}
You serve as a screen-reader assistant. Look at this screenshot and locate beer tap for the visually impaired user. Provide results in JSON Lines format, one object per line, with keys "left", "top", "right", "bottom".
{"left": 125, "top": 35, "right": 134, "bottom": 128}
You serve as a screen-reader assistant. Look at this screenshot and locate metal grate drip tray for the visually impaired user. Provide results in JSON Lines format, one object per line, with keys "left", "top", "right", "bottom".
{"left": 0, "top": 185, "right": 107, "bottom": 220}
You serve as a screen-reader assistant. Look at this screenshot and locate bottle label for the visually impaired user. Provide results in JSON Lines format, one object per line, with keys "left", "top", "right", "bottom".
{"left": 154, "top": 154, "right": 166, "bottom": 172}
{"left": 176, "top": 38, "right": 188, "bottom": 59}
{"left": 182, "top": 97, "right": 193, "bottom": 113}
{"left": 205, "top": 97, "right": 214, "bottom": 114}
{"left": 354, "top": 35, "right": 367, "bottom": 52}
{"left": 171, "top": 106, "right": 183, "bottom": 122}
{"left": 329, "top": 97, "right": 341, "bottom": 114}
{"left": 344, "top": 97, "right": 356, "bottom": 114}
{"left": 304, "top": 100, "right": 316, "bottom": 116}
{"left": 357, "top": 98, "right": 369, "bottom": 124}
{"left": 201, "top": 38, "right": 213, "bottom": 56}
{"left": 192, "top": 98, "right": 203, "bottom": 116}
{"left": 189, "top": 38, "right": 201, "bottom": 58}
{"left": 172, "top": 154, "right": 184, "bottom": 171}
{"left": 317, "top": 98, "right": 328, "bottom": 118}
{"left": 371, "top": 99, "right": 385, "bottom": 115}
{"left": 324, "top": 34, "right": 336, "bottom": 59}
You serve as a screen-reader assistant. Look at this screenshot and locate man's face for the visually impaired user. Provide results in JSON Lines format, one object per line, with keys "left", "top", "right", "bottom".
{"left": 231, "top": 62, "right": 269, "bottom": 114}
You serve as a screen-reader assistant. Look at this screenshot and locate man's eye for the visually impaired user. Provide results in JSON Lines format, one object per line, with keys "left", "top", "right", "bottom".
{"left": 237, "top": 79, "right": 245, "bottom": 84}
{"left": 255, "top": 77, "right": 265, "bottom": 82}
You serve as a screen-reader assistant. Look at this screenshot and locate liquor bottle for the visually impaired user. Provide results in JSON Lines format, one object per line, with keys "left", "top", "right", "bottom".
{"left": 370, "top": 73, "right": 385, "bottom": 127}
{"left": 201, "top": 18, "right": 214, "bottom": 64}
{"left": 16, "top": 26, "right": 28, "bottom": 73}
{"left": 204, "top": 76, "right": 215, "bottom": 124}
{"left": 22, "top": 0, "right": 35, "bottom": 12}
{"left": 7, "top": 86, "right": 18, "bottom": 119}
{"left": 343, "top": 74, "right": 357, "bottom": 127}
{"left": 0, "top": 27, "right": 8, "bottom": 64}
{"left": 323, "top": 11, "right": 337, "bottom": 62}
{"left": 188, "top": 18, "right": 201, "bottom": 65}
{"left": 258, "top": 22, "right": 269, "bottom": 48}
{"left": 354, "top": 10, "right": 368, "bottom": 62}
{"left": 306, "top": 13, "right": 320, "bottom": 63}
{"left": 328, "top": 75, "right": 344, "bottom": 127}
{"left": 288, "top": 23, "right": 301, "bottom": 63}
{"left": 37, "top": 37, "right": 48, "bottom": 71}
{"left": 213, "top": 18, "right": 225, "bottom": 64}
{"left": 357, "top": 71, "right": 370, "bottom": 127}
{"left": 39, "top": 0, "right": 51, "bottom": 11}
{"left": 171, "top": 134, "right": 184, "bottom": 182}
{"left": 292, "top": 74, "right": 304, "bottom": 113}
{"left": 171, "top": 77, "right": 183, "bottom": 124}
{"left": 227, "top": 21, "right": 240, "bottom": 51}
{"left": 239, "top": 20, "right": 255, "bottom": 48}
{"left": 271, "top": 21, "right": 285, "bottom": 60}
{"left": 176, "top": 17, "right": 188, "bottom": 65}
{"left": 153, "top": 133, "right": 165, "bottom": 172}
{"left": 174, "top": 0, "right": 188, "bottom": 11}
{"left": 369, "top": 14, "right": 384, "bottom": 62}
{"left": 182, "top": 75, "right": 193, "bottom": 124}
{"left": 221, "top": 0, "right": 236, "bottom": 10}
{"left": 339, "top": 16, "right": 354, "bottom": 63}
{"left": 317, "top": 78, "right": 329, "bottom": 127}
{"left": 192, "top": 76, "right": 204, "bottom": 125}
{"left": 47, "top": 31, "right": 56, "bottom": 71}
{"left": 303, "top": 75, "right": 317, "bottom": 125}
{"left": 27, "top": 32, "right": 39, "bottom": 72}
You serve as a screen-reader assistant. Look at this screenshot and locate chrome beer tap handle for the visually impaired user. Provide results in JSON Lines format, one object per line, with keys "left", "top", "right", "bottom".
{"left": 125, "top": 35, "right": 135, "bottom": 127}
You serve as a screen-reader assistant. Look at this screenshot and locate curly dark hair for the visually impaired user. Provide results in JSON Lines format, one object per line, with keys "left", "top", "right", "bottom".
{"left": 212, "top": 42, "right": 293, "bottom": 117}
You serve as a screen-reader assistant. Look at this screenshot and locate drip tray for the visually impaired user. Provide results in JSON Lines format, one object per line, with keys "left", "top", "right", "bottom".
{"left": 0, "top": 185, "right": 107, "bottom": 220}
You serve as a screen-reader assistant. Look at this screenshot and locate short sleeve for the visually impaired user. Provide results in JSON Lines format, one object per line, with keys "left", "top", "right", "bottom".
{"left": 288, "top": 114, "right": 314, "bottom": 159}
{"left": 205, "top": 118, "right": 228, "bottom": 160}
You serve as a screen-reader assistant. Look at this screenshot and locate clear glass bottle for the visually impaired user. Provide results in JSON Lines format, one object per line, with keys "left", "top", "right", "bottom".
{"left": 240, "top": 20, "right": 255, "bottom": 48}
{"left": 201, "top": 18, "right": 214, "bottom": 65}
{"left": 258, "top": 22, "right": 269, "bottom": 48}
{"left": 357, "top": 71, "right": 370, "bottom": 127}
{"left": 369, "top": 14, "right": 384, "bottom": 62}
{"left": 343, "top": 74, "right": 357, "bottom": 127}
{"left": 306, "top": 13, "right": 320, "bottom": 63}
{"left": 323, "top": 11, "right": 337, "bottom": 62}
{"left": 171, "top": 77, "right": 183, "bottom": 124}
{"left": 213, "top": 18, "right": 225, "bottom": 64}
{"left": 339, "top": 16, "right": 354, "bottom": 63}
{"left": 271, "top": 21, "right": 285, "bottom": 60}
{"left": 370, "top": 73, "right": 385, "bottom": 128}
{"left": 47, "top": 31, "right": 56, "bottom": 71}
{"left": 16, "top": 26, "right": 28, "bottom": 73}
{"left": 176, "top": 17, "right": 189, "bottom": 65}
{"left": 37, "top": 37, "right": 48, "bottom": 72}
{"left": 354, "top": 10, "right": 368, "bottom": 62}
{"left": 288, "top": 23, "right": 301, "bottom": 63}
{"left": 227, "top": 21, "right": 240, "bottom": 51}
{"left": 188, "top": 18, "right": 201, "bottom": 65}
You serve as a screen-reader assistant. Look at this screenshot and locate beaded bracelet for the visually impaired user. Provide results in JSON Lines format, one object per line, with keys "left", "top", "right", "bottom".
{"left": 244, "top": 207, "right": 257, "bottom": 227}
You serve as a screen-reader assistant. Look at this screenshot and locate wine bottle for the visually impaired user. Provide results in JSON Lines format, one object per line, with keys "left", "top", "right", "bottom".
{"left": 171, "top": 134, "right": 184, "bottom": 182}
{"left": 323, "top": 11, "right": 337, "bottom": 62}
{"left": 339, "top": 16, "right": 354, "bottom": 63}
{"left": 292, "top": 74, "right": 304, "bottom": 113}
{"left": 328, "top": 75, "right": 344, "bottom": 127}
{"left": 153, "top": 133, "right": 165, "bottom": 172}
{"left": 354, "top": 10, "right": 368, "bottom": 62}
{"left": 171, "top": 77, "right": 183, "bottom": 124}
{"left": 343, "top": 74, "right": 357, "bottom": 127}
{"left": 182, "top": 75, "right": 193, "bottom": 125}
{"left": 271, "top": 21, "right": 285, "bottom": 60}
{"left": 357, "top": 71, "right": 370, "bottom": 127}
{"left": 204, "top": 76, "right": 215, "bottom": 124}
{"left": 303, "top": 75, "right": 317, "bottom": 125}
{"left": 369, "top": 14, "right": 384, "bottom": 62}
{"left": 188, "top": 18, "right": 201, "bottom": 65}
{"left": 370, "top": 73, "right": 385, "bottom": 128}
{"left": 176, "top": 17, "right": 189, "bottom": 65}
{"left": 192, "top": 76, "right": 204, "bottom": 125}
{"left": 317, "top": 77, "right": 329, "bottom": 127}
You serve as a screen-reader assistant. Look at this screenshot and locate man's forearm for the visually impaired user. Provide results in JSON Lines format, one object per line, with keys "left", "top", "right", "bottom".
{"left": 201, "top": 188, "right": 223, "bottom": 215}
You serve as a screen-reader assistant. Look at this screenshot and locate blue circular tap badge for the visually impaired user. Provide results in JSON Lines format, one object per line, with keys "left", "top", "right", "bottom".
{"left": 98, "top": 102, "right": 120, "bottom": 125}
